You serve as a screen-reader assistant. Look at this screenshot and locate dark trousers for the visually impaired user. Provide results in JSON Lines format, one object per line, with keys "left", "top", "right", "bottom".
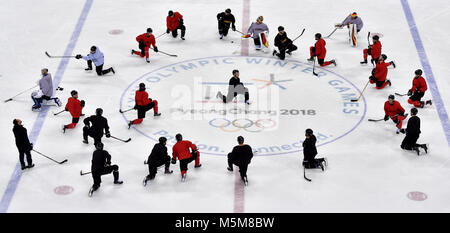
{"left": 92, "top": 165, "right": 119, "bottom": 189}
{"left": 147, "top": 156, "right": 171, "bottom": 179}
{"left": 137, "top": 101, "right": 156, "bottom": 119}
{"left": 276, "top": 44, "right": 298, "bottom": 60}
{"left": 172, "top": 24, "right": 186, "bottom": 38}
{"left": 83, "top": 126, "right": 102, "bottom": 146}
{"left": 87, "top": 60, "right": 112, "bottom": 76}
{"left": 32, "top": 95, "right": 52, "bottom": 107}
{"left": 227, "top": 153, "right": 248, "bottom": 180}
{"left": 219, "top": 85, "right": 249, "bottom": 103}
{"left": 218, "top": 22, "right": 231, "bottom": 36}
{"left": 179, "top": 152, "right": 198, "bottom": 172}
{"left": 401, "top": 134, "right": 420, "bottom": 150}
{"left": 18, "top": 149, "right": 32, "bottom": 167}
{"left": 253, "top": 38, "right": 261, "bottom": 46}
{"left": 410, "top": 91, "right": 424, "bottom": 102}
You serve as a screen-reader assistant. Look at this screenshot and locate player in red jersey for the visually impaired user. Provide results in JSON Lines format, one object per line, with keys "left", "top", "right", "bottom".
{"left": 132, "top": 28, "right": 158, "bottom": 63}
{"left": 171, "top": 133, "right": 201, "bottom": 182}
{"left": 384, "top": 94, "right": 408, "bottom": 134}
{"left": 128, "top": 83, "right": 160, "bottom": 128}
{"left": 62, "top": 90, "right": 85, "bottom": 133}
{"left": 407, "top": 69, "right": 432, "bottom": 108}
{"left": 307, "top": 33, "right": 336, "bottom": 67}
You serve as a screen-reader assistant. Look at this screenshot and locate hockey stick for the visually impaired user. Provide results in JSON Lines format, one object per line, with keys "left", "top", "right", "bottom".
{"left": 155, "top": 32, "right": 166, "bottom": 39}
{"left": 291, "top": 28, "right": 306, "bottom": 43}
{"left": 395, "top": 92, "right": 408, "bottom": 97}
{"left": 367, "top": 31, "right": 371, "bottom": 45}
{"left": 235, "top": 29, "right": 246, "bottom": 35}
{"left": 303, "top": 165, "right": 311, "bottom": 182}
{"left": 350, "top": 80, "right": 370, "bottom": 102}
{"left": 4, "top": 85, "right": 38, "bottom": 103}
{"left": 45, "top": 51, "right": 76, "bottom": 58}
{"left": 368, "top": 114, "right": 399, "bottom": 122}
{"left": 119, "top": 108, "right": 134, "bottom": 113}
{"left": 325, "top": 28, "right": 338, "bottom": 38}
{"left": 158, "top": 50, "right": 178, "bottom": 57}
{"left": 53, "top": 109, "right": 66, "bottom": 116}
{"left": 110, "top": 135, "right": 131, "bottom": 143}
{"left": 312, "top": 57, "right": 318, "bottom": 76}
{"left": 80, "top": 170, "right": 91, "bottom": 176}
{"left": 32, "top": 149, "right": 68, "bottom": 164}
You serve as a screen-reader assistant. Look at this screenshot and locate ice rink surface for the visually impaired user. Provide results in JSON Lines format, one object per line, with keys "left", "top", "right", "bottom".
{"left": 0, "top": 0, "right": 449, "bottom": 212}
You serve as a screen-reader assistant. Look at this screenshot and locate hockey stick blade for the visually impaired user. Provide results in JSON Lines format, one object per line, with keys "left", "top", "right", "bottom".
{"left": 395, "top": 92, "right": 407, "bottom": 96}
{"left": 304, "top": 167, "right": 312, "bottom": 182}
{"left": 368, "top": 118, "right": 383, "bottom": 122}
{"left": 59, "top": 159, "right": 68, "bottom": 164}
{"left": 45, "top": 51, "right": 51, "bottom": 57}
{"left": 350, "top": 99, "right": 359, "bottom": 102}
{"left": 4, "top": 98, "right": 12, "bottom": 103}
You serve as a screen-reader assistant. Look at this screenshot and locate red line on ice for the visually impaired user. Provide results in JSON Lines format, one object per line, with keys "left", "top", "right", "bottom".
{"left": 240, "top": 0, "right": 250, "bottom": 56}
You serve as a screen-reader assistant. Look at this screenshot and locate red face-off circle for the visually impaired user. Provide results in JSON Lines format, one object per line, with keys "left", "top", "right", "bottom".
{"left": 109, "top": 29, "right": 123, "bottom": 35}
{"left": 407, "top": 191, "right": 427, "bottom": 201}
{"left": 54, "top": 185, "right": 74, "bottom": 195}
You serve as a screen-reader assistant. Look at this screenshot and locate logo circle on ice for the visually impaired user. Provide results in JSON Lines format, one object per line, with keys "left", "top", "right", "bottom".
{"left": 121, "top": 56, "right": 366, "bottom": 156}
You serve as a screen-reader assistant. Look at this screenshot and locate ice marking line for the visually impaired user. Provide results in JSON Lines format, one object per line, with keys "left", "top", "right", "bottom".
{"left": 240, "top": 0, "right": 250, "bottom": 56}
{"left": 401, "top": 0, "right": 450, "bottom": 147}
{"left": 0, "top": 0, "right": 93, "bottom": 213}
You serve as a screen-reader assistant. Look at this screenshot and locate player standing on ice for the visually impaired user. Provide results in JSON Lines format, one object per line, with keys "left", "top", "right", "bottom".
{"left": 217, "top": 8, "right": 236, "bottom": 39}
{"left": 89, "top": 142, "right": 123, "bottom": 197}
{"left": 31, "top": 68, "right": 62, "bottom": 111}
{"left": 12, "top": 119, "right": 34, "bottom": 170}
{"left": 62, "top": 90, "right": 85, "bottom": 133}
{"left": 406, "top": 69, "right": 432, "bottom": 108}
{"left": 369, "top": 54, "right": 395, "bottom": 89}
{"left": 75, "top": 46, "right": 115, "bottom": 76}
{"left": 227, "top": 136, "right": 253, "bottom": 186}
{"left": 166, "top": 10, "right": 186, "bottom": 40}
{"left": 384, "top": 95, "right": 408, "bottom": 134}
{"left": 400, "top": 108, "right": 428, "bottom": 155}
{"left": 127, "top": 83, "right": 160, "bottom": 129}
{"left": 273, "top": 26, "right": 298, "bottom": 60}
{"left": 216, "top": 69, "right": 250, "bottom": 105}
{"left": 83, "top": 108, "right": 111, "bottom": 146}
{"left": 171, "top": 133, "right": 201, "bottom": 182}
{"left": 302, "top": 129, "right": 326, "bottom": 170}
{"left": 243, "top": 16, "right": 269, "bottom": 50}
{"left": 143, "top": 137, "right": 173, "bottom": 186}
{"left": 307, "top": 33, "right": 336, "bottom": 67}
{"left": 361, "top": 35, "right": 382, "bottom": 65}
{"left": 132, "top": 28, "right": 158, "bottom": 63}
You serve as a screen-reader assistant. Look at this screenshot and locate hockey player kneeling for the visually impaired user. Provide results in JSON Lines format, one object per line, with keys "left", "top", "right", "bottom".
{"left": 143, "top": 137, "right": 173, "bottom": 186}
{"left": 171, "top": 134, "right": 201, "bottom": 182}
{"left": 227, "top": 136, "right": 253, "bottom": 186}
{"left": 89, "top": 142, "right": 123, "bottom": 197}
{"left": 302, "top": 129, "right": 327, "bottom": 170}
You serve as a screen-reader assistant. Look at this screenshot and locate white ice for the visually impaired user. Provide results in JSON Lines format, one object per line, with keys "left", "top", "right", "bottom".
{"left": 0, "top": 0, "right": 449, "bottom": 212}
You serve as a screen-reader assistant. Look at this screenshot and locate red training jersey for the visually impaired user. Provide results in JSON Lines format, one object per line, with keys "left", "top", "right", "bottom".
{"left": 411, "top": 76, "right": 427, "bottom": 93}
{"left": 172, "top": 140, "right": 197, "bottom": 160}
{"left": 370, "top": 41, "right": 382, "bottom": 59}
{"left": 65, "top": 97, "right": 83, "bottom": 118}
{"left": 136, "top": 33, "right": 156, "bottom": 48}
{"left": 384, "top": 100, "right": 405, "bottom": 118}
{"left": 135, "top": 90, "right": 151, "bottom": 106}
{"left": 374, "top": 61, "right": 391, "bottom": 82}
{"left": 314, "top": 38, "right": 327, "bottom": 59}
{"left": 166, "top": 12, "right": 183, "bottom": 31}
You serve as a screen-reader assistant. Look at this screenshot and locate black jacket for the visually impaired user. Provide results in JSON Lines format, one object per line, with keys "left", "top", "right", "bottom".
{"left": 148, "top": 143, "right": 169, "bottom": 165}
{"left": 13, "top": 125, "right": 32, "bottom": 152}
{"left": 406, "top": 115, "right": 421, "bottom": 136}
{"left": 274, "top": 32, "right": 292, "bottom": 49}
{"left": 91, "top": 149, "right": 111, "bottom": 172}
{"left": 217, "top": 12, "right": 235, "bottom": 27}
{"left": 303, "top": 135, "right": 317, "bottom": 161}
{"left": 84, "top": 115, "right": 110, "bottom": 137}
{"left": 230, "top": 144, "right": 253, "bottom": 166}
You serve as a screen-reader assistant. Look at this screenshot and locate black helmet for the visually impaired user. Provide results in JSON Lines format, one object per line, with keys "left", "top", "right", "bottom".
{"left": 237, "top": 136, "right": 244, "bottom": 144}
{"left": 278, "top": 26, "right": 284, "bottom": 31}
{"left": 147, "top": 28, "right": 153, "bottom": 33}
{"left": 168, "top": 10, "right": 174, "bottom": 16}
{"left": 96, "top": 108, "right": 103, "bottom": 116}
{"left": 225, "top": 8, "right": 231, "bottom": 13}
{"left": 175, "top": 133, "right": 182, "bottom": 141}
{"left": 139, "top": 83, "right": 146, "bottom": 91}
{"left": 381, "top": 54, "right": 387, "bottom": 60}
{"left": 388, "top": 94, "right": 395, "bottom": 100}
{"left": 372, "top": 35, "right": 379, "bottom": 40}
{"left": 305, "top": 128, "right": 313, "bottom": 135}
{"left": 13, "top": 119, "right": 19, "bottom": 125}
{"left": 71, "top": 90, "right": 78, "bottom": 96}
{"left": 90, "top": 46, "right": 97, "bottom": 52}
{"left": 415, "top": 69, "right": 423, "bottom": 76}
{"left": 95, "top": 142, "right": 104, "bottom": 150}
{"left": 411, "top": 108, "right": 418, "bottom": 115}
{"left": 232, "top": 69, "right": 239, "bottom": 75}
{"left": 315, "top": 33, "right": 322, "bottom": 39}
{"left": 159, "top": 137, "right": 167, "bottom": 144}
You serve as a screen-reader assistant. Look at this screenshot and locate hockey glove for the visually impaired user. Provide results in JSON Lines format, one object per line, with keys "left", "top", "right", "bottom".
{"left": 390, "top": 61, "right": 396, "bottom": 68}
{"left": 384, "top": 115, "right": 389, "bottom": 121}
{"left": 232, "top": 25, "right": 236, "bottom": 31}
{"left": 242, "top": 34, "right": 251, "bottom": 38}
{"left": 133, "top": 104, "right": 138, "bottom": 110}
{"left": 153, "top": 46, "right": 158, "bottom": 52}
{"left": 171, "top": 158, "right": 176, "bottom": 164}
{"left": 65, "top": 108, "right": 69, "bottom": 111}
{"left": 166, "top": 28, "right": 170, "bottom": 34}
{"left": 80, "top": 100, "right": 85, "bottom": 107}
{"left": 75, "top": 54, "right": 82, "bottom": 59}
{"left": 179, "top": 18, "right": 184, "bottom": 25}
{"left": 29, "top": 143, "right": 33, "bottom": 150}
{"left": 407, "top": 90, "right": 412, "bottom": 96}
{"left": 105, "top": 132, "right": 111, "bottom": 138}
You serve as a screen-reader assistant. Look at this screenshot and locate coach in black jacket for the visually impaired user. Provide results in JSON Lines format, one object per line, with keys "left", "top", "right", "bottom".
{"left": 12, "top": 119, "right": 34, "bottom": 170}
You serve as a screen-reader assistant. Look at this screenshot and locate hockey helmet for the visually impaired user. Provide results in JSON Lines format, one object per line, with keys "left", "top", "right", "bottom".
{"left": 168, "top": 10, "right": 174, "bottom": 17}
{"left": 411, "top": 107, "right": 418, "bottom": 115}
{"left": 372, "top": 35, "right": 379, "bottom": 40}
{"left": 315, "top": 33, "right": 322, "bottom": 39}
{"left": 147, "top": 28, "right": 153, "bottom": 33}
{"left": 225, "top": 8, "right": 231, "bottom": 14}
{"left": 237, "top": 136, "right": 244, "bottom": 144}
{"left": 305, "top": 128, "right": 313, "bottom": 135}
{"left": 232, "top": 69, "right": 239, "bottom": 75}
{"left": 95, "top": 142, "right": 104, "bottom": 150}
{"left": 96, "top": 108, "right": 103, "bottom": 116}
{"left": 278, "top": 26, "right": 284, "bottom": 31}
{"left": 257, "top": 16, "right": 264, "bottom": 22}
{"left": 388, "top": 94, "right": 395, "bottom": 100}
{"left": 175, "top": 133, "right": 183, "bottom": 141}
{"left": 71, "top": 90, "right": 78, "bottom": 96}
{"left": 415, "top": 69, "right": 423, "bottom": 76}
{"left": 41, "top": 68, "right": 48, "bottom": 75}
{"left": 381, "top": 54, "right": 387, "bottom": 60}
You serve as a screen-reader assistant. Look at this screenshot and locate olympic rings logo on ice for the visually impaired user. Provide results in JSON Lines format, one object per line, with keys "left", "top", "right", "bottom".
{"left": 209, "top": 118, "right": 277, "bottom": 133}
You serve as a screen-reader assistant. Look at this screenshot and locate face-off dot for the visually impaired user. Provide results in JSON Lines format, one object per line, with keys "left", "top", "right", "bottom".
{"left": 54, "top": 185, "right": 74, "bottom": 195}
{"left": 109, "top": 29, "right": 123, "bottom": 35}
{"left": 407, "top": 191, "right": 427, "bottom": 201}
